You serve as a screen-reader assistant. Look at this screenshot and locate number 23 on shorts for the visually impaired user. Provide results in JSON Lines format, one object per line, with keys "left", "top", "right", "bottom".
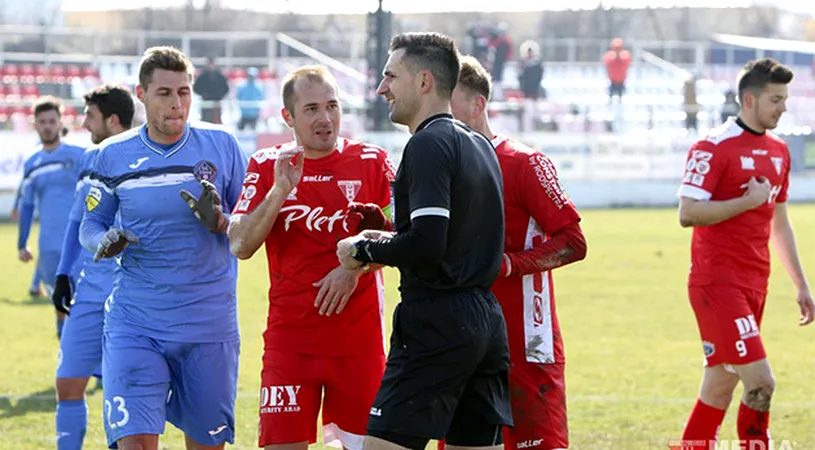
{"left": 105, "top": 395, "right": 130, "bottom": 430}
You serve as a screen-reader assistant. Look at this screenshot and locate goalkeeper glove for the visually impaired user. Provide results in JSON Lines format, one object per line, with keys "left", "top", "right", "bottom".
{"left": 180, "top": 179, "right": 228, "bottom": 233}
{"left": 51, "top": 274, "right": 73, "bottom": 315}
{"left": 94, "top": 228, "right": 139, "bottom": 262}
{"left": 345, "top": 202, "right": 390, "bottom": 233}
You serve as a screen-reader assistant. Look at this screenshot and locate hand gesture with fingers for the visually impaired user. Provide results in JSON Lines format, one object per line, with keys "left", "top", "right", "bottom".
{"left": 359, "top": 229, "right": 394, "bottom": 241}
{"left": 273, "top": 147, "right": 305, "bottom": 194}
{"left": 741, "top": 176, "right": 772, "bottom": 208}
{"left": 313, "top": 265, "right": 361, "bottom": 317}
{"left": 180, "top": 179, "right": 228, "bottom": 233}
{"left": 345, "top": 202, "right": 390, "bottom": 233}
{"left": 94, "top": 228, "right": 139, "bottom": 262}
{"left": 797, "top": 289, "right": 815, "bottom": 326}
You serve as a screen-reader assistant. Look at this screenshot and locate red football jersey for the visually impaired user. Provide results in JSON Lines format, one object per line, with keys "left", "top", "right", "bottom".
{"left": 489, "top": 136, "right": 581, "bottom": 365}
{"left": 233, "top": 138, "right": 395, "bottom": 356}
{"left": 677, "top": 118, "right": 791, "bottom": 293}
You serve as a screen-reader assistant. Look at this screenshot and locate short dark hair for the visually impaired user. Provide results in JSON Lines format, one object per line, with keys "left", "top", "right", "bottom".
{"left": 138, "top": 46, "right": 194, "bottom": 91}
{"left": 32, "top": 95, "right": 63, "bottom": 117}
{"left": 457, "top": 55, "right": 492, "bottom": 101}
{"left": 390, "top": 32, "right": 460, "bottom": 98}
{"left": 83, "top": 84, "right": 136, "bottom": 128}
{"left": 737, "top": 58, "right": 793, "bottom": 104}
{"left": 280, "top": 65, "right": 339, "bottom": 117}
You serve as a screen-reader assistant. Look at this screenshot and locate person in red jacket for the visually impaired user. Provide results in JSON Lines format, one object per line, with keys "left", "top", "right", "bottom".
{"left": 602, "top": 38, "right": 631, "bottom": 102}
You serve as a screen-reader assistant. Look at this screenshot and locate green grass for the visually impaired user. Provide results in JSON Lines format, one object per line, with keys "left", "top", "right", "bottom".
{"left": 1, "top": 206, "right": 814, "bottom": 449}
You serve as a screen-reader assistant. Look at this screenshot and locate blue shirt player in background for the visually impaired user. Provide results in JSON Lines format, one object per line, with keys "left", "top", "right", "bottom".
{"left": 52, "top": 83, "right": 136, "bottom": 450}
{"left": 17, "top": 96, "right": 85, "bottom": 338}
{"left": 79, "top": 46, "right": 246, "bottom": 450}
{"left": 11, "top": 180, "right": 44, "bottom": 297}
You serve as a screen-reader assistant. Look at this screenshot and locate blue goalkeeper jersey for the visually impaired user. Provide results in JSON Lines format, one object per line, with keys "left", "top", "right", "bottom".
{"left": 80, "top": 122, "right": 247, "bottom": 342}
{"left": 19, "top": 143, "right": 85, "bottom": 253}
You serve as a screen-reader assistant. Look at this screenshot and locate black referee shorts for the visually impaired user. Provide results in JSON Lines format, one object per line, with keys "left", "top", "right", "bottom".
{"left": 367, "top": 288, "right": 513, "bottom": 449}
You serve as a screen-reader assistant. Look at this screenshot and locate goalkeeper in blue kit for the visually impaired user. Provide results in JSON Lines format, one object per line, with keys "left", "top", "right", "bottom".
{"left": 79, "top": 46, "right": 247, "bottom": 449}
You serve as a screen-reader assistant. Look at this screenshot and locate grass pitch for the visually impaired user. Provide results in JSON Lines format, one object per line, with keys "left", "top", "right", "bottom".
{"left": 1, "top": 206, "right": 813, "bottom": 449}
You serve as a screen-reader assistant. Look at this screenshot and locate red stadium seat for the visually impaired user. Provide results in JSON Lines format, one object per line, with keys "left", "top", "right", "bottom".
{"left": 22, "top": 85, "right": 39, "bottom": 99}
{"left": 82, "top": 65, "right": 100, "bottom": 80}
{"left": 2, "top": 63, "right": 19, "bottom": 83}
{"left": 34, "top": 64, "right": 48, "bottom": 83}
{"left": 0, "top": 105, "right": 9, "bottom": 121}
{"left": 63, "top": 105, "right": 78, "bottom": 121}
{"left": 0, "top": 85, "right": 7, "bottom": 98}
{"left": 11, "top": 104, "right": 29, "bottom": 117}
{"left": 259, "top": 67, "right": 274, "bottom": 82}
{"left": 6, "top": 84, "right": 22, "bottom": 99}
{"left": 229, "top": 67, "right": 247, "bottom": 81}
{"left": 66, "top": 64, "right": 82, "bottom": 81}
{"left": 19, "top": 64, "right": 35, "bottom": 83}
{"left": 50, "top": 64, "right": 66, "bottom": 83}
{"left": 503, "top": 89, "right": 524, "bottom": 102}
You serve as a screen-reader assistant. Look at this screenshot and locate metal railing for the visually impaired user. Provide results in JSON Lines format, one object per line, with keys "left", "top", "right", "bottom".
{"left": 0, "top": 24, "right": 760, "bottom": 70}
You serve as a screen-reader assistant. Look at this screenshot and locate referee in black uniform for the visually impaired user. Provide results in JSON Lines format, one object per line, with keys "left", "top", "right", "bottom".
{"left": 335, "top": 32, "right": 511, "bottom": 450}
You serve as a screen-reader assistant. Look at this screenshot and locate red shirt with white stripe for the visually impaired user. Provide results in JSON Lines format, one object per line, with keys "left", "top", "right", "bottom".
{"left": 677, "top": 118, "right": 791, "bottom": 293}
{"left": 232, "top": 138, "right": 395, "bottom": 356}
{"left": 490, "top": 136, "right": 581, "bottom": 365}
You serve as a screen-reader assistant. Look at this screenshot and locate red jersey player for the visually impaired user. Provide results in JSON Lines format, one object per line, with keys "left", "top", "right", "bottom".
{"left": 676, "top": 58, "right": 814, "bottom": 450}
{"left": 446, "top": 55, "right": 587, "bottom": 450}
{"left": 226, "top": 65, "right": 395, "bottom": 450}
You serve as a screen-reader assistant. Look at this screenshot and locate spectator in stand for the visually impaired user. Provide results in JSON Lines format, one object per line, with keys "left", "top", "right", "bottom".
{"left": 236, "top": 67, "right": 265, "bottom": 131}
{"left": 467, "top": 22, "right": 492, "bottom": 65}
{"left": 721, "top": 89, "right": 739, "bottom": 125}
{"left": 488, "top": 23, "right": 513, "bottom": 101}
{"left": 518, "top": 40, "right": 545, "bottom": 132}
{"left": 193, "top": 56, "right": 230, "bottom": 124}
{"left": 684, "top": 73, "right": 699, "bottom": 132}
{"left": 602, "top": 38, "right": 632, "bottom": 103}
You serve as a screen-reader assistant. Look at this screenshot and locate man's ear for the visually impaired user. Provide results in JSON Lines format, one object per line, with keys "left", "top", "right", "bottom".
{"left": 106, "top": 113, "right": 121, "bottom": 130}
{"left": 418, "top": 70, "right": 433, "bottom": 95}
{"left": 474, "top": 94, "right": 488, "bottom": 118}
{"left": 136, "top": 84, "right": 144, "bottom": 102}
{"left": 281, "top": 108, "right": 294, "bottom": 128}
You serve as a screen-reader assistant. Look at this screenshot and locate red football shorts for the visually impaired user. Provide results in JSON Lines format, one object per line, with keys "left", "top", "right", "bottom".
{"left": 505, "top": 361, "right": 568, "bottom": 450}
{"left": 438, "top": 362, "right": 568, "bottom": 450}
{"left": 689, "top": 284, "right": 768, "bottom": 368}
{"left": 258, "top": 348, "right": 385, "bottom": 449}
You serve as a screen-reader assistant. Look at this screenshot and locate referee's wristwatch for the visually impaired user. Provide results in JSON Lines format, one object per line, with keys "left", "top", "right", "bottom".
{"left": 350, "top": 240, "right": 372, "bottom": 262}
{"left": 350, "top": 241, "right": 373, "bottom": 272}
{"left": 349, "top": 241, "right": 360, "bottom": 259}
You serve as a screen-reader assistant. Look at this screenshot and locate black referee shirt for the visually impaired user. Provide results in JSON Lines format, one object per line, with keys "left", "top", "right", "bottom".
{"left": 358, "top": 113, "right": 505, "bottom": 300}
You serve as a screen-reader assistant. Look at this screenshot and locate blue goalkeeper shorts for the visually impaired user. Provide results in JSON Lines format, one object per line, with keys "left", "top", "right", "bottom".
{"left": 57, "top": 300, "right": 104, "bottom": 379}
{"left": 101, "top": 331, "right": 240, "bottom": 448}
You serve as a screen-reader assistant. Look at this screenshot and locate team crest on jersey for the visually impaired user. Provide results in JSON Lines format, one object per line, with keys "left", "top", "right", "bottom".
{"left": 86, "top": 186, "right": 102, "bottom": 211}
{"left": 337, "top": 180, "right": 362, "bottom": 202}
{"left": 193, "top": 160, "right": 217, "bottom": 182}
{"left": 771, "top": 157, "right": 783, "bottom": 175}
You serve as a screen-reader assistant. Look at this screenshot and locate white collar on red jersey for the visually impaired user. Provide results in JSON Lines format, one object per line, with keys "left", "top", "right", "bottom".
{"left": 491, "top": 134, "right": 508, "bottom": 148}
{"left": 335, "top": 137, "right": 347, "bottom": 153}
